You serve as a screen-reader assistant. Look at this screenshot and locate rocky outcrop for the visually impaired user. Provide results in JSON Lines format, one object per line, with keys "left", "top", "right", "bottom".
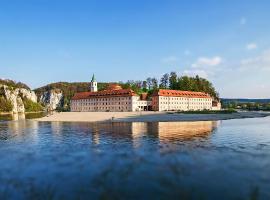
{"left": 39, "top": 89, "right": 63, "bottom": 111}
{"left": 0, "top": 84, "right": 38, "bottom": 113}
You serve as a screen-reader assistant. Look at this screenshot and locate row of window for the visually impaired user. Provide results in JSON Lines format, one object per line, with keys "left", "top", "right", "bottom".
{"left": 74, "top": 97, "right": 132, "bottom": 102}
{"left": 160, "top": 101, "right": 212, "bottom": 105}
{"left": 72, "top": 106, "right": 130, "bottom": 111}
{"left": 74, "top": 102, "right": 131, "bottom": 106}
{"left": 160, "top": 97, "right": 211, "bottom": 101}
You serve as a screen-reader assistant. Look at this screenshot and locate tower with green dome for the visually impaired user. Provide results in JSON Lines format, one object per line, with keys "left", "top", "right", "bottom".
{"left": 90, "top": 74, "right": 97, "bottom": 92}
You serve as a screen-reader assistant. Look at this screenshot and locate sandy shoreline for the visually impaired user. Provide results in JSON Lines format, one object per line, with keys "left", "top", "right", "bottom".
{"left": 33, "top": 111, "right": 270, "bottom": 123}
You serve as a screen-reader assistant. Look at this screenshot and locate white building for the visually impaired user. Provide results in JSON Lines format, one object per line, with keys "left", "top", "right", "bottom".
{"left": 152, "top": 89, "right": 214, "bottom": 111}
{"left": 70, "top": 76, "right": 151, "bottom": 112}
{"left": 71, "top": 76, "right": 220, "bottom": 112}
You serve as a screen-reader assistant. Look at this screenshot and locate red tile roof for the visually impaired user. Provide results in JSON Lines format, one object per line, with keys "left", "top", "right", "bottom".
{"left": 153, "top": 89, "right": 211, "bottom": 98}
{"left": 72, "top": 89, "right": 137, "bottom": 100}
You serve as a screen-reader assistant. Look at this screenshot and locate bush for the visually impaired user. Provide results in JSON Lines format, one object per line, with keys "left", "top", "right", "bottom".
{"left": 23, "top": 99, "right": 44, "bottom": 112}
{"left": 0, "top": 96, "right": 13, "bottom": 112}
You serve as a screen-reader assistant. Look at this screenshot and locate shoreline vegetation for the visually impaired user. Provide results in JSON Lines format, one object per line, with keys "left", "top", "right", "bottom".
{"left": 34, "top": 110, "right": 270, "bottom": 123}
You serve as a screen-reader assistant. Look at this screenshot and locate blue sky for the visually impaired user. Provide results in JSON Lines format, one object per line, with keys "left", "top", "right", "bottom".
{"left": 1, "top": 0, "right": 270, "bottom": 98}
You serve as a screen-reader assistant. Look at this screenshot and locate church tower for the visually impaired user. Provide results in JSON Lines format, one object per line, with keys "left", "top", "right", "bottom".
{"left": 90, "top": 74, "right": 97, "bottom": 92}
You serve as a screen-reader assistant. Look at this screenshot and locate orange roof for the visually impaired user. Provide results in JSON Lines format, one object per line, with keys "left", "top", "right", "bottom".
{"left": 107, "top": 84, "right": 122, "bottom": 90}
{"left": 153, "top": 89, "right": 211, "bottom": 98}
{"left": 72, "top": 89, "right": 137, "bottom": 100}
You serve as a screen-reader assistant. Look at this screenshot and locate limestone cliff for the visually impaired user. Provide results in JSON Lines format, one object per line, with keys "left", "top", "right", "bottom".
{"left": 0, "top": 84, "right": 38, "bottom": 113}
{"left": 39, "top": 89, "right": 63, "bottom": 111}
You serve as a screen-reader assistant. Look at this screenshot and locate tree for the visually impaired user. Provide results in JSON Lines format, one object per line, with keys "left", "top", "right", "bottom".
{"left": 169, "top": 72, "right": 178, "bottom": 89}
{"left": 142, "top": 81, "right": 147, "bottom": 92}
{"left": 151, "top": 78, "right": 158, "bottom": 89}
{"left": 146, "top": 77, "right": 152, "bottom": 90}
{"left": 159, "top": 73, "right": 169, "bottom": 89}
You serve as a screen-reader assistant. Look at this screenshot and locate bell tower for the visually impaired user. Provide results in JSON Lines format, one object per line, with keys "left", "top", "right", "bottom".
{"left": 90, "top": 74, "right": 97, "bottom": 92}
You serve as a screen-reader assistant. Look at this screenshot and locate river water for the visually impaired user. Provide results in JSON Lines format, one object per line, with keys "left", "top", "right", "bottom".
{"left": 0, "top": 116, "right": 269, "bottom": 199}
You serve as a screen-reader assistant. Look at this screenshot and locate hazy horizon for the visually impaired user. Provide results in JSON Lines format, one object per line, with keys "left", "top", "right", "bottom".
{"left": 1, "top": 0, "right": 270, "bottom": 98}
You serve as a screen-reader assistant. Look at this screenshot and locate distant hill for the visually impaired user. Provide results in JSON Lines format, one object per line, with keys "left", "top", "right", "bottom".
{"left": 34, "top": 82, "right": 111, "bottom": 110}
{"left": 34, "top": 81, "right": 109, "bottom": 98}
{"left": 221, "top": 98, "right": 270, "bottom": 104}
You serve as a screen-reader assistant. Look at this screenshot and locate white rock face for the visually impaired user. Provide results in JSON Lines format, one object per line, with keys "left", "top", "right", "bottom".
{"left": 17, "top": 88, "right": 37, "bottom": 102}
{"left": 0, "top": 84, "right": 38, "bottom": 113}
{"left": 39, "top": 89, "right": 63, "bottom": 111}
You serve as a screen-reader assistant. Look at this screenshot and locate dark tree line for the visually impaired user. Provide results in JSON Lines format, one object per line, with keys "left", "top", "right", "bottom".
{"left": 222, "top": 101, "right": 270, "bottom": 111}
{"left": 119, "top": 72, "right": 219, "bottom": 99}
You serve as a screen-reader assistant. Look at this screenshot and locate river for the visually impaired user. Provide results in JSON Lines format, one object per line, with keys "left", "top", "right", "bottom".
{"left": 0, "top": 115, "right": 269, "bottom": 199}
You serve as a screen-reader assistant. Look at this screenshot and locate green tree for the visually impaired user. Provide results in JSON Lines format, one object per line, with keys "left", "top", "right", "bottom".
{"left": 169, "top": 72, "right": 178, "bottom": 89}
{"left": 159, "top": 73, "right": 169, "bottom": 89}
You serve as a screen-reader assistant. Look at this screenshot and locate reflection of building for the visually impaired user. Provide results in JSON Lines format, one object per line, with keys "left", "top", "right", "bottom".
{"left": 153, "top": 121, "right": 218, "bottom": 141}
{"left": 71, "top": 74, "right": 220, "bottom": 112}
{"left": 75, "top": 121, "right": 219, "bottom": 145}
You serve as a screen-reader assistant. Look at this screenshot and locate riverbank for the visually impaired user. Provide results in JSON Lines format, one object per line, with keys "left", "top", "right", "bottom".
{"left": 34, "top": 111, "right": 270, "bottom": 122}
{"left": 0, "top": 111, "right": 45, "bottom": 115}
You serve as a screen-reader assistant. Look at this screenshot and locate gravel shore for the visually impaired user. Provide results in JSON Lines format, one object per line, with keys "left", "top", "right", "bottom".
{"left": 34, "top": 111, "right": 270, "bottom": 122}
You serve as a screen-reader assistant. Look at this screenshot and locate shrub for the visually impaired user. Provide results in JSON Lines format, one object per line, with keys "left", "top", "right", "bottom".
{"left": 0, "top": 96, "right": 13, "bottom": 112}
{"left": 23, "top": 99, "right": 44, "bottom": 112}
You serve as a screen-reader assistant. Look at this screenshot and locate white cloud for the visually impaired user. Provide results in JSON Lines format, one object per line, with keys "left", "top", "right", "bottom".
{"left": 181, "top": 56, "right": 223, "bottom": 78}
{"left": 191, "top": 56, "right": 222, "bottom": 68}
{"left": 240, "top": 49, "right": 270, "bottom": 71}
{"left": 183, "top": 69, "right": 208, "bottom": 78}
{"left": 246, "top": 43, "right": 257, "bottom": 50}
{"left": 240, "top": 17, "right": 247, "bottom": 25}
{"left": 161, "top": 56, "right": 178, "bottom": 63}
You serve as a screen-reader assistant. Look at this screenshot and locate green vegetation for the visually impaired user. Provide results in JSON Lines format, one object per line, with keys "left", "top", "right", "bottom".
{"left": 0, "top": 79, "right": 30, "bottom": 90}
{"left": 23, "top": 99, "right": 44, "bottom": 112}
{"left": 34, "top": 82, "right": 109, "bottom": 111}
{"left": 172, "top": 109, "right": 237, "bottom": 114}
{"left": 0, "top": 96, "right": 13, "bottom": 112}
{"left": 121, "top": 72, "right": 219, "bottom": 99}
{"left": 222, "top": 100, "right": 270, "bottom": 111}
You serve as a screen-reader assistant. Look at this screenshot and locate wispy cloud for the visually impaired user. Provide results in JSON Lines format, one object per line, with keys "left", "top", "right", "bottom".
{"left": 161, "top": 56, "right": 178, "bottom": 63}
{"left": 246, "top": 43, "right": 257, "bottom": 50}
{"left": 183, "top": 69, "right": 208, "bottom": 78}
{"left": 182, "top": 56, "right": 223, "bottom": 78}
{"left": 191, "top": 56, "right": 222, "bottom": 68}
{"left": 240, "top": 49, "right": 270, "bottom": 71}
{"left": 240, "top": 17, "right": 247, "bottom": 25}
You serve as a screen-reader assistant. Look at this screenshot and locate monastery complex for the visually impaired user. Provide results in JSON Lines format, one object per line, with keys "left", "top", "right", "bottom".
{"left": 70, "top": 75, "right": 221, "bottom": 112}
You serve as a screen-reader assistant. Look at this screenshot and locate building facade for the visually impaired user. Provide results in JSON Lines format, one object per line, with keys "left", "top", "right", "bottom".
{"left": 70, "top": 76, "right": 220, "bottom": 112}
{"left": 70, "top": 77, "right": 151, "bottom": 112}
{"left": 152, "top": 89, "right": 213, "bottom": 111}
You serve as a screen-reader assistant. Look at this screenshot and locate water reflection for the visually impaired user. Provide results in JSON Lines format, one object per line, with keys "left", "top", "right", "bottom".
{"left": 155, "top": 121, "right": 218, "bottom": 142}
{"left": 11, "top": 113, "right": 25, "bottom": 121}
{"left": 68, "top": 121, "right": 219, "bottom": 145}
{"left": 0, "top": 112, "right": 46, "bottom": 121}
{"left": 0, "top": 118, "right": 270, "bottom": 199}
